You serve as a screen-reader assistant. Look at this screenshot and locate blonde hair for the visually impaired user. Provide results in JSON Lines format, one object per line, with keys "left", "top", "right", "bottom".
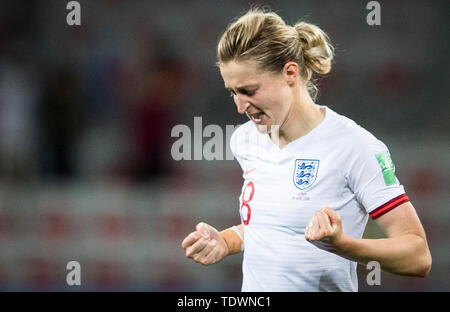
{"left": 217, "top": 8, "right": 334, "bottom": 100}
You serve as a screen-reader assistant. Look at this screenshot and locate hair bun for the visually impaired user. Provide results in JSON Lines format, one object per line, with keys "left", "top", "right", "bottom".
{"left": 294, "top": 22, "right": 334, "bottom": 75}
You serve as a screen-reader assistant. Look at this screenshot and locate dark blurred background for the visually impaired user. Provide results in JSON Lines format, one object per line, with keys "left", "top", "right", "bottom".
{"left": 0, "top": 0, "right": 448, "bottom": 291}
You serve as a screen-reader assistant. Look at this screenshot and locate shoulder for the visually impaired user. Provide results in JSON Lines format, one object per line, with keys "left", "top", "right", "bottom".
{"left": 230, "top": 120, "right": 255, "bottom": 138}
{"left": 324, "top": 107, "right": 388, "bottom": 155}
{"left": 320, "top": 107, "right": 395, "bottom": 181}
{"left": 229, "top": 120, "right": 257, "bottom": 153}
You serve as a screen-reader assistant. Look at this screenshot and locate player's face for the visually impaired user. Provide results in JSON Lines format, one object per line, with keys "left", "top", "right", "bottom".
{"left": 219, "top": 61, "right": 293, "bottom": 134}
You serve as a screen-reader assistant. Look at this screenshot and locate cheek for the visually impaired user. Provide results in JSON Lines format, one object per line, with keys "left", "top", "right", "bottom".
{"left": 264, "top": 90, "right": 291, "bottom": 120}
{"left": 259, "top": 87, "right": 281, "bottom": 109}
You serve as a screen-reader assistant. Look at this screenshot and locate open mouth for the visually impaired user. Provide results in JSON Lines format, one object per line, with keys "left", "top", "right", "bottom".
{"left": 246, "top": 111, "right": 264, "bottom": 123}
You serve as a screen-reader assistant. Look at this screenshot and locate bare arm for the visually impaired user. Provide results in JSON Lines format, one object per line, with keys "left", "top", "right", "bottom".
{"left": 305, "top": 203, "right": 432, "bottom": 277}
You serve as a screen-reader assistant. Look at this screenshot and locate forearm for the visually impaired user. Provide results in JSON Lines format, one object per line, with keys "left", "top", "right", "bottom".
{"left": 336, "top": 233, "right": 432, "bottom": 277}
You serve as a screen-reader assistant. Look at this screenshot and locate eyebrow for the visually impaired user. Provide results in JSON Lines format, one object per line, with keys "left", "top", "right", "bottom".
{"left": 225, "top": 84, "right": 259, "bottom": 92}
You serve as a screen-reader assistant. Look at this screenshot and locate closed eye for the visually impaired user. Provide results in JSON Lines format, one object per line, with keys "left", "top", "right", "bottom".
{"left": 226, "top": 87, "right": 257, "bottom": 97}
{"left": 239, "top": 89, "right": 255, "bottom": 96}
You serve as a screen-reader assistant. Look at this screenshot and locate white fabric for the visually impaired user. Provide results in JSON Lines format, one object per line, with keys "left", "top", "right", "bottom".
{"left": 232, "top": 225, "right": 244, "bottom": 252}
{"left": 229, "top": 105, "right": 405, "bottom": 292}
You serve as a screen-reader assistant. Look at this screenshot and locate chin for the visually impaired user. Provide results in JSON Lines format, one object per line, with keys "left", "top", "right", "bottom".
{"left": 256, "top": 125, "right": 269, "bottom": 134}
{"left": 256, "top": 124, "right": 277, "bottom": 134}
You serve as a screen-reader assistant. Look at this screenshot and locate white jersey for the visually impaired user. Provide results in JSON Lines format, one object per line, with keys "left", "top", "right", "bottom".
{"left": 229, "top": 105, "right": 409, "bottom": 292}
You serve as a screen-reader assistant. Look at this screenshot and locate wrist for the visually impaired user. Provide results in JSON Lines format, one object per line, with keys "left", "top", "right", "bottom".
{"left": 220, "top": 226, "right": 243, "bottom": 255}
{"left": 334, "top": 233, "right": 353, "bottom": 256}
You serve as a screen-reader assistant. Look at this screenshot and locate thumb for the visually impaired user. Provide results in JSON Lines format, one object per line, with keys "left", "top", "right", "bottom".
{"left": 321, "top": 207, "right": 341, "bottom": 226}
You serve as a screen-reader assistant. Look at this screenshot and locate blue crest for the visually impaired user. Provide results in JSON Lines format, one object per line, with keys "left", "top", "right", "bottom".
{"left": 293, "top": 159, "right": 320, "bottom": 190}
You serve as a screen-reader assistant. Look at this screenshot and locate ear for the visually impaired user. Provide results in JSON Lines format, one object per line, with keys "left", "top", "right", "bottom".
{"left": 282, "top": 62, "right": 299, "bottom": 86}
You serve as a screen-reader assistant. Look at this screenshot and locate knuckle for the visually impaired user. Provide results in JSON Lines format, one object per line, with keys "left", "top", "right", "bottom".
{"left": 197, "top": 222, "right": 208, "bottom": 230}
{"left": 187, "top": 233, "right": 195, "bottom": 242}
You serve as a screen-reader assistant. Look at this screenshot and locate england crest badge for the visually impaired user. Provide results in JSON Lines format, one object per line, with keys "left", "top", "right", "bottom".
{"left": 293, "top": 159, "right": 320, "bottom": 190}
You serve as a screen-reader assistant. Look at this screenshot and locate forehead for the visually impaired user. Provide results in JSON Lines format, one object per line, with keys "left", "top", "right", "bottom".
{"left": 219, "top": 61, "right": 268, "bottom": 88}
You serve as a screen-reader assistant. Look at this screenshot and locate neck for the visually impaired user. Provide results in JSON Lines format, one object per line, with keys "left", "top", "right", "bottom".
{"left": 272, "top": 85, "right": 325, "bottom": 148}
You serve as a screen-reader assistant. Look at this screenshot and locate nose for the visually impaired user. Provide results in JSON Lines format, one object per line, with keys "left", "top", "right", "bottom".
{"left": 234, "top": 94, "right": 250, "bottom": 114}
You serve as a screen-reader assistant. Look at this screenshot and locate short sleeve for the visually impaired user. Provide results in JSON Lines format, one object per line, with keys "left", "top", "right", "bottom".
{"left": 229, "top": 121, "right": 256, "bottom": 172}
{"left": 229, "top": 125, "right": 245, "bottom": 171}
{"left": 346, "top": 137, "right": 409, "bottom": 219}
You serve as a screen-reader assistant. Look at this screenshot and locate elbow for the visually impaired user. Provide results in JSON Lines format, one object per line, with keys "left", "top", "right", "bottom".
{"left": 417, "top": 236, "right": 432, "bottom": 277}
{"left": 411, "top": 237, "right": 432, "bottom": 277}
{"left": 401, "top": 235, "right": 432, "bottom": 278}
{"left": 417, "top": 252, "right": 432, "bottom": 278}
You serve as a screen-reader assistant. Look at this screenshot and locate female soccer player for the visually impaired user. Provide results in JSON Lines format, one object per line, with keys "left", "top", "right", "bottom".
{"left": 181, "top": 8, "right": 432, "bottom": 291}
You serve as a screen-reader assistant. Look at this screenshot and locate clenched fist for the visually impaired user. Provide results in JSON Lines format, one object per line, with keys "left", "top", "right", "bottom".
{"left": 305, "top": 207, "right": 347, "bottom": 253}
{"left": 181, "top": 222, "right": 229, "bottom": 266}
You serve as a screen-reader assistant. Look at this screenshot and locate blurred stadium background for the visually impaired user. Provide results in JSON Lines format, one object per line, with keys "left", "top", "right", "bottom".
{"left": 0, "top": 0, "right": 448, "bottom": 291}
